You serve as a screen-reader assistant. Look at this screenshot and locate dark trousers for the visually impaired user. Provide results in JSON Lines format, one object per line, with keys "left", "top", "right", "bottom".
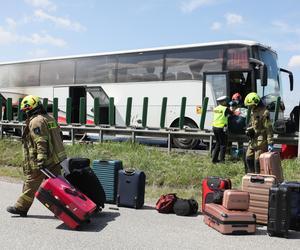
{"left": 212, "top": 127, "right": 227, "bottom": 163}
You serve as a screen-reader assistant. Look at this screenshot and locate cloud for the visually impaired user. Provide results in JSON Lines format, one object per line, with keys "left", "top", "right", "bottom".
{"left": 225, "top": 13, "right": 243, "bottom": 25}
{"left": 28, "top": 48, "right": 49, "bottom": 58}
{"left": 288, "top": 55, "right": 300, "bottom": 68}
{"left": 24, "top": 0, "right": 56, "bottom": 11}
{"left": 5, "top": 18, "right": 17, "bottom": 29}
{"left": 272, "top": 20, "right": 300, "bottom": 36}
{"left": 21, "top": 32, "right": 66, "bottom": 47}
{"left": 180, "top": 0, "right": 216, "bottom": 13}
{"left": 211, "top": 22, "right": 221, "bottom": 31}
{"left": 0, "top": 27, "right": 17, "bottom": 45}
{"left": 34, "top": 9, "right": 86, "bottom": 32}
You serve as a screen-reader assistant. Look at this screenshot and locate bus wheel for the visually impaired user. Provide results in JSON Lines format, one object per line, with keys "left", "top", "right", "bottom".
{"left": 171, "top": 118, "right": 199, "bottom": 149}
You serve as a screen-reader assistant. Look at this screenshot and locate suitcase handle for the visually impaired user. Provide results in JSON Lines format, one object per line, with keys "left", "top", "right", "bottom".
{"left": 124, "top": 169, "right": 135, "bottom": 175}
{"left": 40, "top": 168, "right": 57, "bottom": 178}
{"left": 63, "top": 187, "right": 87, "bottom": 201}
{"left": 250, "top": 176, "right": 265, "bottom": 184}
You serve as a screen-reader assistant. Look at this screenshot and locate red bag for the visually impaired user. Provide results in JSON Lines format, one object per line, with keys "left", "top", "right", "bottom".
{"left": 155, "top": 193, "right": 177, "bottom": 213}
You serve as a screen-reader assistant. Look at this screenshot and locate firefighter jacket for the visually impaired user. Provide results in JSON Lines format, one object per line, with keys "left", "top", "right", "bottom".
{"left": 22, "top": 113, "right": 66, "bottom": 173}
{"left": 248, "top": 104, "right": 273, "bottom": 148}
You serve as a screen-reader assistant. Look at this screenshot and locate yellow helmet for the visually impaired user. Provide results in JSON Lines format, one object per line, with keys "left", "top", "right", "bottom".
{"left": 244, "top": 92, "right": 260, "bottom": 106}
{"left": 20, "top": 95, "right": 40, "bottom": 112}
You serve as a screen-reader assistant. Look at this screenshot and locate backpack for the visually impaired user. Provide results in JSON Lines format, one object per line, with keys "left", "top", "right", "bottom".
{"left": 155, "top": 193, "right": 177, "bottom": 213}
{"left": 173, "top": 198, "right": 199, "bottom": 216}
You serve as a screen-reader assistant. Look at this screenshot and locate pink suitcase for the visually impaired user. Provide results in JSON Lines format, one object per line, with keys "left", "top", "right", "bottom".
{"left": 222, "top": 190, "right": 250, "bottom": 210}
{"left": 259, "top": 152, "right": 283, "bottom": 182}
{"left": 204, "top": 203, "right": 256, "bottom": 234}
{"left": 35, "top": 168, "right": 97, "bottom": 229}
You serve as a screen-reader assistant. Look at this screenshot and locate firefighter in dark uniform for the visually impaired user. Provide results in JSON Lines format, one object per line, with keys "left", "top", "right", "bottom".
{"left": 211, "top": 96, "right": 232, "bottom": 163}
{"left": 244, "top": 92, "right": 273, "bottom": 173}
{"left": 7, "top": 95, "right": 66, "bottom": 217}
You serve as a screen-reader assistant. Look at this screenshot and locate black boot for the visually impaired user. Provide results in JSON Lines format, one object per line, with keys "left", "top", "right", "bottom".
{"left": 7, "top": 206, "right": 27, "bottom": 217}
{"left": 254, "top": 160, "right": 260, "bottom": 174}
{"left": 246, "top": 158, "right": 255, "bottom": 173}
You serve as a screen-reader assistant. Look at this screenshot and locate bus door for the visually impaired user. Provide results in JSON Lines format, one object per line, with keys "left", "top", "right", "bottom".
{"left": 86, "top": 86, "right": 110, "bottom": 124}
{"left": 228, "top": 71, "right": 252, "bottom": 102}
{"left": 69, "top": 86, "right": 86, "bottom": 123}
{"left": 203, "top": 72, "right": 229, "bottom": 129}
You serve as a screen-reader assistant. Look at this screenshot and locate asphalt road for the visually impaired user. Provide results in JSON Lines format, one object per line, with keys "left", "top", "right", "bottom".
{"left": 1, "top": 180, "right": 300, "bottom": 250}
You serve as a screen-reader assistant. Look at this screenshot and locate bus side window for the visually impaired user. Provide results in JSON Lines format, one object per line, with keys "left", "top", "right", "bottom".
{"left": 177, "top": 71, "right": 193, "bottom": 80}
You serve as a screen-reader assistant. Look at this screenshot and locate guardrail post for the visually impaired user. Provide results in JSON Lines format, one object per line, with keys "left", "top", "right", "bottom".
{"left": 6, "top": 98, "right": 13, "bottom": 121}
{"left": 79, "top": 97, "right": 86, "bottom": 125}
{"left": 109, "top": 97, "right": 115, "bottom": 126}
{"left": 199, "top": 97, "right": 209, "bottom": 130}
{"left": 66, "top": 98, "right": 72, "bottom": 124}
{"left": 42, "top": 98, "right": 48, "bottom": 111}
{"left": 0, "top": 96, "right": 2, "bottom": 120}
{"left": 17, "top": 98, "right": 24, "bottom": 122}
{"left": 142, "top": 97, "right": 148, "bottom": 128}
{"left": 179, "top": 97, "right": 186, "bottom": 129}
{"left": 126, "top": 97, "right": 132, "bottom": 127}
{"left": 160, "top": 97, "right": 167, "bottom": 129}
{"left": 273, "top": 96, "right": 281, "bottom": 125}
{"left": 53, "top": 98, "right": 58, "bottom": 121}
{"left": 93, "top": 97, "right": 100, "bottom": 125}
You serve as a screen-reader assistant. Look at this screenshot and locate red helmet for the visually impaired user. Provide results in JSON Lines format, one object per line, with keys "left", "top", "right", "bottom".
{"left": 232, "top": 93, "right": 242, "bottom": 101}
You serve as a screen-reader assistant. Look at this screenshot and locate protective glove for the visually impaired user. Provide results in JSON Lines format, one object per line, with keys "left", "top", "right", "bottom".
{"left": 245, "top": 127, "right": 255, "bottom": 139}
{"left": 268, "top": 144, "right": 274, "bottom": 152}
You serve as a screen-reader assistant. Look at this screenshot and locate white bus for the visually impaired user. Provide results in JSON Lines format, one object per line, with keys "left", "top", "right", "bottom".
{"left": 0, "top": 40, "right": 294, "bottom": 148}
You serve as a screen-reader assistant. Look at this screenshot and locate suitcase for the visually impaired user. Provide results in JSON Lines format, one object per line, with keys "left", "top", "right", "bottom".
{"left": 201, "top": 176, "right": 231, "bottom": 212}
{"left": 259, "top": 152, "right": 283, "bottom": 183}
{"left": 267, "top": 185, "right": 290, "bottom": 238}
{"left": 63, "top": 158, "right": 106, "bottom": 209}
{"left": 222, "top": 190, "right": 250, "bottom": 210}
{"left": 242, "top": 174, "right": 277, "bottom": 224}
{"left": 281, "top": 181, "right": 300, "bottom": 231}
{"left": 117, "top": 169, "right": 146, "bottom": 209}
{"left": 280, "top": 144, "right": 298, "bottom": 159}
{"left": 204, "top": 203, "right": 256, "bottom": 234}
{"left": 35, "top": 168, "right": 97, "bottom": 230}
{"left": 92, "top": 160, "right": 123, "bottom": 204}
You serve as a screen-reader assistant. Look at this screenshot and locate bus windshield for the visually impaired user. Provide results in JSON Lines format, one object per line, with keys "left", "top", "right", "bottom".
{"left": 257, "top": 48, "right": 281, "bottom": 98}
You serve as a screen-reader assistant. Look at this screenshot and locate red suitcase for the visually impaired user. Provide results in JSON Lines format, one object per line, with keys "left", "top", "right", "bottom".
{"left": 201, "top": 176, "right": 231, "bottom": 212}
{"left": 35, "top": 169, "right": 97, "bottom": 229}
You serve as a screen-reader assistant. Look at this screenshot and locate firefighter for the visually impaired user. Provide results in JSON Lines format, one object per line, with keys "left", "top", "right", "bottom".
{"left": 244, "top": 92, "right": 273, "bottom": 173}
{"left": 211, "top": 96, "right": 233, "bottom": 163}
{"left": 7, "top": 95, "right": 66, "bottom": 217}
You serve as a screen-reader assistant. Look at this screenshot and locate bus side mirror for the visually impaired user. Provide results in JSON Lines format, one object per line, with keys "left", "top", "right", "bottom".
{"left": 280, "top": 68, "right": 294, "bottom": 91}
{"left": 260, "top": 64, "right": 268, "bottom": 87}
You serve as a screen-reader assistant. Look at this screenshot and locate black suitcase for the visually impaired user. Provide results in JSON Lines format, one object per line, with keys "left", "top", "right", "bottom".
{"left": 62, "top": 158, "right": 106, "bottom": 209}
{"left": 267, "top": 185, "right": 290, "bottom": 238}
{"left": 281, "top": 181, "right": 300, "bottom": 231}
{"left": 117, "top": 169, "right": 146, "bottom": 209}
{"left": 92, "top": 160, "right": 123, "bottom": 204}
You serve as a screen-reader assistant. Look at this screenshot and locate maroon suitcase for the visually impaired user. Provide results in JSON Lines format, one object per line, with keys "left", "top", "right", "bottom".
{"left": 35, "top": 168, "right": 97, "bottom": 229}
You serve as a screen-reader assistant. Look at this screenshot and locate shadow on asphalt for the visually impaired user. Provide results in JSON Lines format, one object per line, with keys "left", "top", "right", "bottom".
{"left": 56, "top": 210, "right": 120, "bottom": 232}
{"left": 27, "top": 215, "right": 58, "bottom": 220}
{"left": 255, "top": 227, "right": 300, "bottom": 239}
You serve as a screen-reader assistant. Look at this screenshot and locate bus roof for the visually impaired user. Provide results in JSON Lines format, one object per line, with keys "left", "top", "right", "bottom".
{"left": 0, "top": 40, "right": 275, "bottom": 65}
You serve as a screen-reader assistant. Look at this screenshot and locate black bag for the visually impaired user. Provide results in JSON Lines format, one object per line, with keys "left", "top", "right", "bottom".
{"left": 173, "top": 198, "right": 198, "bottom": 216}
{"left": 212, "top": 190, "right": 224, "bottom": 204}
{"left": 63, "top": 158, "right": 106, "bottom": 209}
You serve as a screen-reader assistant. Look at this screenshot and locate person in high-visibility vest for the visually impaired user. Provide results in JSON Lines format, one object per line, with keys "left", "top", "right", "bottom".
{"left": 212, "top": 96, "right": 233, "bottom": 163}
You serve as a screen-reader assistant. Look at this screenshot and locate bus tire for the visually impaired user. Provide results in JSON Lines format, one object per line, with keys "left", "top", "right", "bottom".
{"left": 171, "top": 118, "right": 199, "bottom": 149}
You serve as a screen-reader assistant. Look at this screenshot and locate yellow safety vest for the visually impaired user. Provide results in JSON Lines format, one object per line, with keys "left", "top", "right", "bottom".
{"left": 212, "top": 105, "right": 228, "bottom": 128}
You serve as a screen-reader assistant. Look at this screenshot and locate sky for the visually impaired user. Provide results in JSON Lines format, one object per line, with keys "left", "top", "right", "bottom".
{"left": 0, "top": 0, "right": 300, "bottom": 112}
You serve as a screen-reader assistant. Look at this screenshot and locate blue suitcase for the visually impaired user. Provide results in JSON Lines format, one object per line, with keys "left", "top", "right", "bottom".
{"left": 117, "top": 169, "right": 146, "bottom": 209}
{"left": 92, "top": 160, "right": 123, "bottom": 204}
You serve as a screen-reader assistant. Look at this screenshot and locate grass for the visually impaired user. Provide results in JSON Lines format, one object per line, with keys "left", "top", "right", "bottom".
{"left": 0, "top": 139, "right": 300, "bottom": 203}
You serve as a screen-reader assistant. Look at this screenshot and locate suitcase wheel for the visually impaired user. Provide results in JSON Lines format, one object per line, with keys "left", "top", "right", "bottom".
{"left": 267, "top": 232, "right": 274, "bottom": 237}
